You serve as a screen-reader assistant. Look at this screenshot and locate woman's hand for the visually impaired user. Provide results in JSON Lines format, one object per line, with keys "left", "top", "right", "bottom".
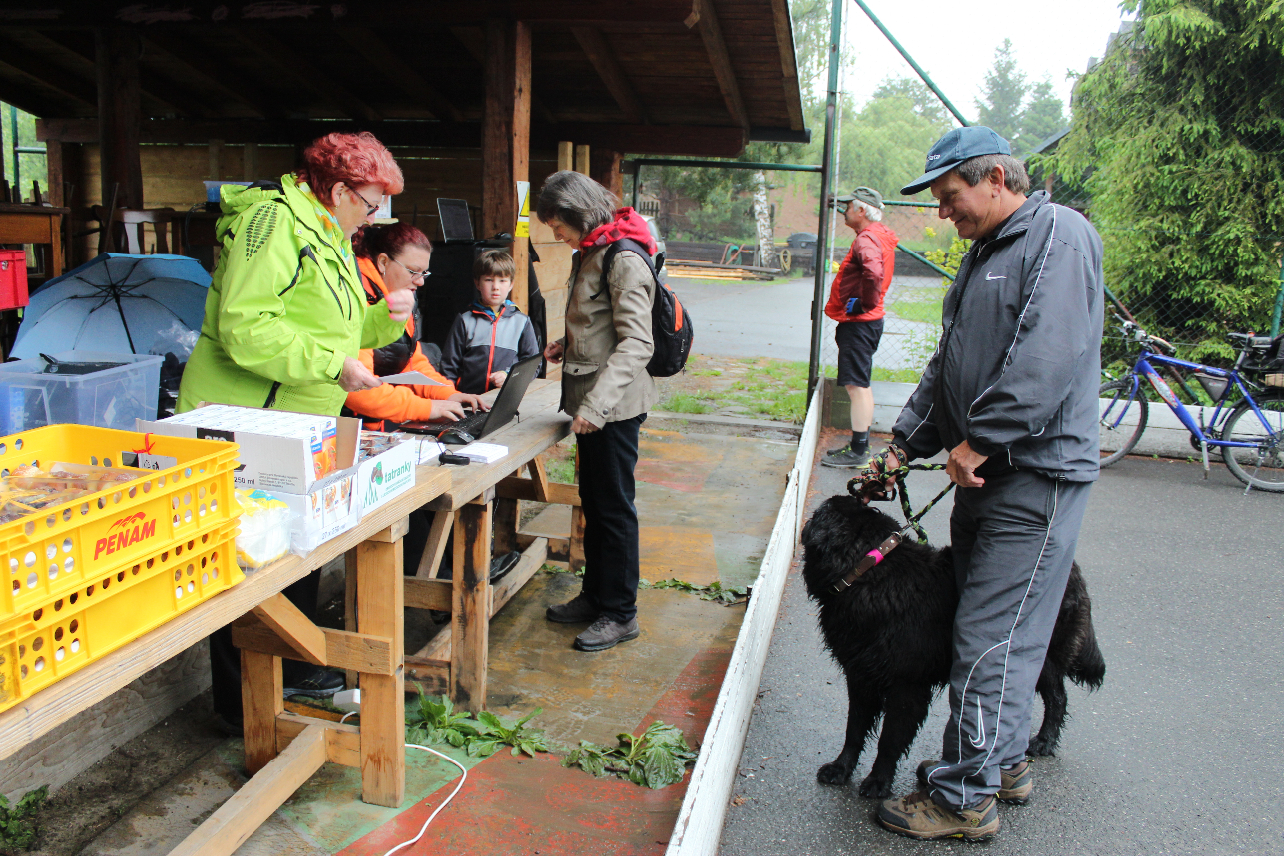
{"left": 385, "top": 288, "right": 415, "bottom": 323}
{"left": 338, "top": 357, "right": 383, "bottom": 392}
{"left": 448, "top": 392, "right": 489, "bottom": 412}
{"left": 571, "top": 416, "right": 599, "bottom": 435}
{"left": 544, "top": 341, "right": 564, "bottom": 364}
{"left": 430, "top": 400, "right": 466, "bottom": 422}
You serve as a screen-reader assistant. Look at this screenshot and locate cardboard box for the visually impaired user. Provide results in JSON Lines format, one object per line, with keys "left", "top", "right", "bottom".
{"left": 276, "top": 470, "right": 358, "bottom": 553}
{"left": 356, "top": 437, "right": 418, "bottom": 516}
{"left": 139, "top": 404, "right": 359, "bottom": 493}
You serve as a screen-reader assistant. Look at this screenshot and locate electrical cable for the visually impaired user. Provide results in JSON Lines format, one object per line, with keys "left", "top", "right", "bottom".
{"left": 380, "top": 743, "right": 469, "bottom": 856}
{"left": 339, "top": 710, "right": 358, "bottom": 724}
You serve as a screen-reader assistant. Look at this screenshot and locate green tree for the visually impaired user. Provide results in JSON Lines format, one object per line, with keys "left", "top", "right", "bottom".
{"left": 1016, "top": 78, "right": 1067, "bottom": 155}
{"left": 975, "top": 39, "right": 1026, "bottom": 142}
{"left": 837, "top": 77, "right": 954, "bottom": 202}
{"left": 1043, "top": 0, "right": 1284, "bottom": 359}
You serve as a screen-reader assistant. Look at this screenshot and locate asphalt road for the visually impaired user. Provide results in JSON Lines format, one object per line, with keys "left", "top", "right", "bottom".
{"left": 720, "top": 450, "right": 1284, "bottom": 855}
{"left": 672, "top": 275, "right": 816, "bottom": 362}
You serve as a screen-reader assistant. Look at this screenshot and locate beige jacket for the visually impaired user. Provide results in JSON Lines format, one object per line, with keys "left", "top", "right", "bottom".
{"left": 560, "top": 245, "right": 658, "bottom": 428}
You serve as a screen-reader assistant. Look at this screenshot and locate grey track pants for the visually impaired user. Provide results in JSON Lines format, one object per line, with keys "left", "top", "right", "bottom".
{"left": 923, "top": 470, "right": 1092, "bottom": 810}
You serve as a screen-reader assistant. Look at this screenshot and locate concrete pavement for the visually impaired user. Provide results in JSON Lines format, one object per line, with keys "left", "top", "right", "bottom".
{"left": 720, "top": 433, "right": 1284, "bottom": 855}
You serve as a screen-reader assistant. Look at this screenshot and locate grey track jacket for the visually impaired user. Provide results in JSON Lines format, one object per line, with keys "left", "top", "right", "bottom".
{"left": 892, "top": 191, "right": 1105, "bottom": 481}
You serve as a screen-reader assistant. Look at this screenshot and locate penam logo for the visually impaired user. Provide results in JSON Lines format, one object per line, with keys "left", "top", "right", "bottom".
{"left": 95, "top": 511, "right": 156, "bottom": 560}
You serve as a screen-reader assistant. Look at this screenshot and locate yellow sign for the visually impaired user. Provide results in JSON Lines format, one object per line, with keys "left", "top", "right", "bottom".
{"left": 515, "top": 180, "right": 531, "bottom": 238}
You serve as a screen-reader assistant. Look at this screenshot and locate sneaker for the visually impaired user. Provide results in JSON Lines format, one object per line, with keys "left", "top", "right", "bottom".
{"left": 821, "top": 444, "right": 871, "bottom": 468}
{"left": 916, "top": 758, "right": 1033, "bottom": 805}
{"left": 282, "top": 666, "right": 345, "bottom": 698}
{"left": 877, "top": 790, "right": 999, "bottom": 841}
{"left": 573, "top": 616, "right": 640, "bottom": 651}
{"left": 546, "top": 592, "right": 600, "bottom": 624}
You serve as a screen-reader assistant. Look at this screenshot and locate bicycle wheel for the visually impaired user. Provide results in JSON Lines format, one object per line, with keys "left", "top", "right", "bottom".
{"left": 1099, "top": 379, "right": 1148, "bottom": 467}
{"left": 1220, "top": 393, "right": 1284, "bottom": 491}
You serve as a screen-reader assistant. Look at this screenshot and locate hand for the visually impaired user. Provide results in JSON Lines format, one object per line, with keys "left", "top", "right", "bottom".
{"left": 946, "top": 440, "right": 988, "bottom": 488}
{"left": 429, "top": 399, "right": 466, "bottom": 422}
{"left": 571, "top": 416, "right": 599, "bottom": 435}
{"left": 859, "top": 447, "right": 901, "bottom": 505}
{"left": 488, "top": 370, "right": 509, "bottom": 388}
{"left": 385, "top": 288, "right": 415, "bottom": 323}
{"left": 544, "top": 341, "right": 564, "bottom": 364}
{"left": 449, "top": 392, "right": 489, "bottom": 412}
{"left": 338, "top": 357, "right": 383, "bottom": 392}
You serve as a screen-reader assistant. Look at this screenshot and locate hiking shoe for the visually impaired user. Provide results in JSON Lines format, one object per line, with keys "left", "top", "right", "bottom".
{"left": 821, "top": 444, "right": 871, "bottom": 468}
{"left": 546, "top": 592, "right": 600, "bottom": 624}
{"left": 917, "top": 758, "right": 1033, "bottom": 805}
{"left": 282, "top": 667, "right": 345, "bottom": 698}
{"left": 877, "top": 790, "right": 999, "bottom": 841}
{"left": 573, "top": 616, "right": 640, "bottom": 651}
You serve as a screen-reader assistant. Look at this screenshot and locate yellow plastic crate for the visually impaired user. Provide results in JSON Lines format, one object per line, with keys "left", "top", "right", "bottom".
{"left": 0, "top": 519, "right": 244, "bottom": 711}
{"left": 0, "top": 425, "right": 240, "bottom": 623}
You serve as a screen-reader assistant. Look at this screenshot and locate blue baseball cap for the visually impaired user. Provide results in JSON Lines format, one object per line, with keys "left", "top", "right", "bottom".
{"left": 900, "top": 126, "right": 1012, "bottom": 195}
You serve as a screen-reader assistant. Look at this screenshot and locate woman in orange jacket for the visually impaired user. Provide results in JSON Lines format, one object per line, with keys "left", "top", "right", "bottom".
{"left": 345, "top": 223, "right": 487, "bottom": 428}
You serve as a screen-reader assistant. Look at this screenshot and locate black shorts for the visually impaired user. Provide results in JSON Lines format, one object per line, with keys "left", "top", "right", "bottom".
{"left": 835, "top": 319, "right": 883, "bottom": 387}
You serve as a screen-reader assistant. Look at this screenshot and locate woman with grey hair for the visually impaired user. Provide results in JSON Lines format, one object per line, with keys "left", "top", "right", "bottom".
{"left": 537, "top": 169, "right": 658, "bottom": 651}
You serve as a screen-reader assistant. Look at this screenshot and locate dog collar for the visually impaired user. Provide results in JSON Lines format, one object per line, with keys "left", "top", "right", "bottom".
{"left": 832, "top": 532, "right": 903, "bottom": 593}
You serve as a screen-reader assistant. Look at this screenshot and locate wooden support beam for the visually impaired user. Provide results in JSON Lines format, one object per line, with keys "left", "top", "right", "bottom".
{"left": 251, "top": 593, "right": 327, "bottom": 666}
{"left": 495, "top": 477, "right": 580, "bottom": 506}
{"left": 686, "top": 0, "right": 750, "bottom": 130}
{"left": 493, "top": 496, "right": 519, "bottom": 555}
{"left": 228, "top": 29, "right": 382, "bottom": 122}
{"left": 404, "top": 577, "right": 452, "bottom": 612}
{"left": 139, "top": 32, "right": 281, "bottom": 118}
{"left": 277, "top": 713, "right": 361, "bottom": 768}
{"left": 591, "top": 149, "right": 625, "bottom": 199}
{"left": 450, "top": 501, "right": 492, "bottom": 709}
{"left": 95, "top": 27, "right": 144, "bottom": 209}
{"left": 240, "top": 649, "right": 283, "bottom": 776}
{"left": 571, "top": 28, "right": 647, "bottom": 125}
{"left": 403, "top": 655, "right": 449, "bottom": 694}
{"left": 481, "top": 18, "right": 532, "bottom": 312}
{"left": 337, "top": 27, "right": 463, "bottom": 122}
{"left": 169, "top": 724, "right": 327, "bottom": 856}
{"left": 232, "top": 615, "right": 397, "bottom": 675}
{"left": 769, "top": 0, "right": 806, "bottom": 132}
{"left": 557, "top": 141, "right": 574, "bottom": 172}
{"left": 0, "top": 40, "right": 96, "bottom": 107}
{"left": 528, "top": 456, "right": 552, "bottom": 502}
{"left": 356, "top": 535, "right": 405, "bottom": 807}
{"left": 368, "top": 516, "right": 411, "bottom": 544}
{"left": 415, "top": 509, "right": 454, "bottom": 578}
{"left": 517, "top": 531, "right": 570, "bottom": 561}
{"left": 488, "top": 537, "right": 548, "bottom": 614}
{"left": 575, "top": 144, "right": 591, "bottom": 175}
{"left": 569, "top": 506, "right": 587, "bottom": 574}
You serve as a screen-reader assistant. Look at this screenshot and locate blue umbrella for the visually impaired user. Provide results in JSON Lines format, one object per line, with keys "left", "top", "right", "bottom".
{"left": 11, "top": 254, "right": 211, "bottom": 359}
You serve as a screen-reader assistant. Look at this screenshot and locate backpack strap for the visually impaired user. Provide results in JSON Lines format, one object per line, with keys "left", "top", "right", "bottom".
{"left": 595, "top": 238, "right": 658, "bottom": 299}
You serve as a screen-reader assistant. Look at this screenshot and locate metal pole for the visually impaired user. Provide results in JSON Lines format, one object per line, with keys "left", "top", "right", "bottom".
{"left": 850, "top": 0, "right": 971, "bottom": 128}
{"left": 808, "top": 0, "right": 844, "bottom": 400}
{"left": 632, "top": 163, "right": 640, "bottom": 209}
{"left": 1271, "top": 252, "right": 1284, "bottom": 337}
{"left": 10, "top": 104, "right": 19, "bottom": 196}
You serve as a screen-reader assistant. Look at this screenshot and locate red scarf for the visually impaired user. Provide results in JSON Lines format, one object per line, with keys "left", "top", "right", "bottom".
{"left": 580, "top": 207, "right": 658, "bottom": 254}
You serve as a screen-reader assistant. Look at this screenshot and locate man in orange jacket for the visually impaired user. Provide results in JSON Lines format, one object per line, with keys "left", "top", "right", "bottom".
{"left": 822, "top": 186, "right": 898, "bottom": 468}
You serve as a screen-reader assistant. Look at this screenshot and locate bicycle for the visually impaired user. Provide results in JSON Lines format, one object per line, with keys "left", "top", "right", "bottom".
{"left": 1098, "top": 316, "right": 1284, "bottom": 492}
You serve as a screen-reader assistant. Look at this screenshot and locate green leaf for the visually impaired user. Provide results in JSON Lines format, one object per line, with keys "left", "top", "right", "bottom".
{"left": 643, "top": 744, "right": 684, "bottom": 789}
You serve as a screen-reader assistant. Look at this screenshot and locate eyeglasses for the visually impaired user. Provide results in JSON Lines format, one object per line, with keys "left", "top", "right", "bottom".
{"left": 347, "top": 185, "right": 382, "bottom": 216}
{"left": 389, "top": 257, "right": 431, "bottom": 282}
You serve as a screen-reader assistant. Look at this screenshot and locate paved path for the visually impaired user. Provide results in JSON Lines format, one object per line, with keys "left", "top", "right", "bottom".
{"left": 671, "top": 275, "right": 816, "bottom": 362}
{"left": 721, "top": 439, "right": 1284, "bottom": 855}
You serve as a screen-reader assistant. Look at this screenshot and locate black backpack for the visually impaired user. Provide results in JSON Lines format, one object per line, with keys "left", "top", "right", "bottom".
{"left": 595, "top": 238, "right": 694, "bottom": 377}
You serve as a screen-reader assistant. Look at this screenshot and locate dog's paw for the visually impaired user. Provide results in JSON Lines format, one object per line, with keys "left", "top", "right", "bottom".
{"left": 1027, "top": 736, "right": 1059, "bottom": 757}
{"left": 858, "top": 773, "right": 894, "bottom": 799}
{"left": 816, "top": 761, "right": 854, "bottom": 785}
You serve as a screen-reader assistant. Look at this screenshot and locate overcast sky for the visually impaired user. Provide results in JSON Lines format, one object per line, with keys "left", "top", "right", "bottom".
{"left": 835, "top": 0, "right": 1135, "bottom": 121}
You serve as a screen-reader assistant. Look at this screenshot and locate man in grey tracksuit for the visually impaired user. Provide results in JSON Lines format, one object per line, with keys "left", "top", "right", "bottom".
{"left": 873, "top": 127, "right": 1104, "bottom": 842}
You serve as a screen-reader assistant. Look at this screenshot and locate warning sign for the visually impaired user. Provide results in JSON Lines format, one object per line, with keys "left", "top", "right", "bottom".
{"left": 515, "top": 180, "right": 531, "bottom": 238}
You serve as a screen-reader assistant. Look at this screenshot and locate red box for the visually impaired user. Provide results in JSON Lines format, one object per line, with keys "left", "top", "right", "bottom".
{"left": 0, "top": 250, "right": 30, "bottom": 311}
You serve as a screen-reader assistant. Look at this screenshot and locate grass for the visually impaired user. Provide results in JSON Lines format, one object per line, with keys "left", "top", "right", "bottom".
{"left": 658, "top": 392, "right": 714, "bottom": 414}
{"left": 872, "top": 367, "right": 927, "bottom": 384}
{"left": 886, "top": 290, "right": 946, "bottom": 325}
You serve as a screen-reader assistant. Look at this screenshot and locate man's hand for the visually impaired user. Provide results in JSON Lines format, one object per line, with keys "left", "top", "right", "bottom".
{"left": 858, "top": 446, "right": 901, "bottom": 505}
{"left": 571, "top": 415, "right": 599, "bottom": 435}
{"left": 338, "top": 357, "right": 383, "bottom": 392}
{"left": 544, "top": 340, "right": 564, "bottom": 364}
{"left": 385, "top": 289, "right": 415, "bottom": 323}
{"left": 946, "top": 440, "right": 988, "bottom": 488}
{"left": 448, "top": 392, "right": 489, "bottom": 412}
{"left": 488, "top": 370, "right": 509, "bottom": 388}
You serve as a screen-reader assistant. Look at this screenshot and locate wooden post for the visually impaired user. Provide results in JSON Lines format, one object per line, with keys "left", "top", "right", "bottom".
{"left": 451, "top": 501, "right": 492, "bottom": 709}
{"left": 343, "top": 547, "right": 359, "bottom": 688}
{"left": 241, "top": 649, "right": 282, "bottom": 775}
{"left": 574, "top": 145, "right": 591, "bottom": 176}
{"left": 481, "top": 18, "right": 531, "bottom": 312}
{"left": 557, "top": 141, "right": 574, "bottom": 172}
{"left": 95, "top": 28, "right": 144, "bottom": 209}
{"left": 591, "top": 149, "right": 624, "bottom": 200}
{"left": 356, "top": 533, "right": 405, "bottom": 807}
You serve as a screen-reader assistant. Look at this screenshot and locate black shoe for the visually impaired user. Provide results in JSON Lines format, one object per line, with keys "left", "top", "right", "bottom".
{"left": 490, "top": 550, "right": 521, "bottom": 582}
{"left": 546, "top": 592, "right": 600, "bottom": 624}
{"left": 283, "top": 667, "right": 345, "bottom": 698}
{"left": 574, "top": 616, "right": 640, "bottom": 651}
{"left": 821, "top": 444, "right": 871, "bottom": 468}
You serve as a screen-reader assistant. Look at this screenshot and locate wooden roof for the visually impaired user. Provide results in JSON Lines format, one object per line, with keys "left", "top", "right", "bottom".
{"left": 0, "top": 0, "right": 807, "bottom": 157}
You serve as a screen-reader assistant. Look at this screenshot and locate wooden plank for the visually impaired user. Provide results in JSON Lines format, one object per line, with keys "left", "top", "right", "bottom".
{"left": 557, "top": 140, "right": 574, "bottom": 171}
{"left": 344, "top": 547, "right": 358, "bottom": 689}
{"left": 575, "top": 144, "right": 590, "bottom": 175}
{"left": 336, "top": 27, "right": 463, "bottom": 122}
{"left": 229, "top": 29, "right": 382, "bottom": 122}
{"left": 687, "top": 0, "right": 750, "bottom": 130}
{"left": 368, "top": 516, "right": 411, "bottom": 544}
{"left": 495, "top": 477, "right": 580, "bottom": 506}
{"left": 356, "top": 535, "right": 405, "bottom": 807}
{"left": 169, "top": 725, "right": 327, "bottom": 856}
{"left": 481, "top": 18, "right": 532, "bottom": 313}
{"left": 571, "top": 28, "right": 647, "bottom": 124}
{"left": 96, "top": 27, "right": 144, "bottom": 209}
{"left": 415, "top": 510, "right": 454, "bottom": 578}
{"left": 528, "top": 456, "right": 552, "bottom": 502}
{"left": 568, "top": 506, "right": 587, "bottom": 574}
{"left": 232, "top": 615, "right": 396, "bottom": 675}
{"left": 517, "top": 532, "right": 570, "bottom": 562}
{"left": 450, "top": 502, "right": 492, "bottom": 709}
{"left": 402, "top": 656, "right": 450, "bottom": 695}
{"left": 489, "top": 537, "right": 548, "bottom": 618}
{"left": 240, "top": 649, "right": 282, "bottom": 776}
{"left": 411, "top": 621, "right": 453, "bottom": 663}
{"left": 591, "top": 149, "right": 625, "bottom": 198}
{"left": 404, "top": 577, "right": 452, "bottom": 612}
{"left": 277, "top": 713, "right": 361, "bottom": 768}
{"left": 250, "top": 593, "right": 327, "bottom": 666}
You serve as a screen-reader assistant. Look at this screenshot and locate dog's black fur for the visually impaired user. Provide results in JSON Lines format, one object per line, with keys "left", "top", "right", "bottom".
{"left": 800, "top": 495, "right": 1105, "bottom": 798}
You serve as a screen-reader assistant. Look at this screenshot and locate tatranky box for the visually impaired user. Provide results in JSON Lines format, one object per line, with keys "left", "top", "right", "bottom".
{"left": 355, "top": 434, "right": 418, "bottom": 516}
{"left": 139, "top": 404, "right": 359, "bottom": 493}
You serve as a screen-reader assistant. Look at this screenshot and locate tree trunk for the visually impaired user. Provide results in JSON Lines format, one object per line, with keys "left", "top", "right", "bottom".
{"left": 752, "top": 170, "right": 777, "bottom": 270}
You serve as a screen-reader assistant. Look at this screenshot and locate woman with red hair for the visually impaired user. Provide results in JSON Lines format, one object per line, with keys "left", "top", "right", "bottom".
{"left": 179, "top": 131, "right": 413, "bottom": 415}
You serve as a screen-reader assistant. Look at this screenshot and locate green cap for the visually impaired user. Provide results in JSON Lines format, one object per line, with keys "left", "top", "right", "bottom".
{"left": 834, "top": 186, "right": 884, "bottom": 209}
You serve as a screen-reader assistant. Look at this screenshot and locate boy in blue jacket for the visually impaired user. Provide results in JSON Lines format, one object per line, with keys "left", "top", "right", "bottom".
{"left": 440, "top": 249, "right": 541, "bottom": 394}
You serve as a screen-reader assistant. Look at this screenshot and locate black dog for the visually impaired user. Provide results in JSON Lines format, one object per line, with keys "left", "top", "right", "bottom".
{"left": 800, "top": 495, "right": 1105, "bottom": 798}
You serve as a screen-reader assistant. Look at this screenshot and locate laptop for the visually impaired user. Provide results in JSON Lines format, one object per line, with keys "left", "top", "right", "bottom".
{"left": 396, "top": 353, "right": 542, "bottom": 443}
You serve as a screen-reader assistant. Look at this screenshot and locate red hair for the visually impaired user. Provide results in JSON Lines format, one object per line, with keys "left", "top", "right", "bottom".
{"left": 295, "top": 132, "right": 404, "bottom": 207}
{"left": 353, "top": 222, "right": 433, "bottom": 260}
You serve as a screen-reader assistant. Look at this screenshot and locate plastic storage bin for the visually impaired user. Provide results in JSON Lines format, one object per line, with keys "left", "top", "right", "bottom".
{"left": 0, "top": 518, "right": 244, "bottom": 711}
{"left": 0, "top": 351, "right": 163, "bottom": 434}
{"left": 0, "top": 250, "right": 29, "bottom": 311}
{"left": 0, "top": 424, "right": 240, "bottom": 623}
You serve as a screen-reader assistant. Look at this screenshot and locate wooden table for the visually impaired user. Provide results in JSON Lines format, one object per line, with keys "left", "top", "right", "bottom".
{"left": 0, "top": 203, "right": 68, "bottom": 279}
{"left": 0, "top": 462, "right": 451, "bottom": 856}
{"left": 380, "top": 379, "right": 584, "bottom": 709}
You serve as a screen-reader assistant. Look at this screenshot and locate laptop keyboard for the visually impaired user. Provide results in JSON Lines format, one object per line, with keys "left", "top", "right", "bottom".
{"left": 447, "top": 409, "right": 490, "bottom": 437}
